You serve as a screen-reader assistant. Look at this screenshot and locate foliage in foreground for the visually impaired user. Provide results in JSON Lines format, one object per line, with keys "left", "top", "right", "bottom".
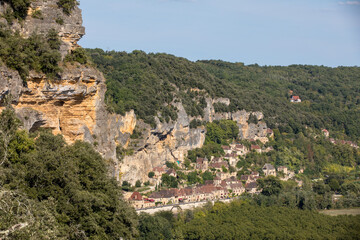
{"left": 0, "top": 107, "right": 138, "bottom": 239}
{"left": 139, "top": 201, "right": 360, "bottom": 240}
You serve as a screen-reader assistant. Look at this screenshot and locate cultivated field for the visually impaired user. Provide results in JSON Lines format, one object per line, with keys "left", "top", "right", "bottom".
{"left": 320, "top": 208, "right": 360, "bottom": 216}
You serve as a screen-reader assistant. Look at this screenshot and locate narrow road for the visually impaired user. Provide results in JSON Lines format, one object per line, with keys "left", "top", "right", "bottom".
{"left": 136, "top": 198, "right": 233, "bottom": 214}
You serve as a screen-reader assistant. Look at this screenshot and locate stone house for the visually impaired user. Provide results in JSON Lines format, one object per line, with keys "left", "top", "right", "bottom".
{"left": 263, "top": 163, "right": 276, "bottom": 177}
{"left": 214, "top": 176, "right": 222, "bottom": 186}
{"left": 251, "top": 145, "right": 262, "bottom": 153}
{"left": 152, "top": 166, "right": 167, "bottom": 178}
{"left": 245, "top": 181, "right": 258, "bottom": 194}
{"left": 209, "top": 161, "right": 229, "bottom": 170}
{"left": 224, "top": 153, "right": 237, "bottom": 167}
{"left": 322, "top": 129, "right": 330, "bottom": 138}
{"left": 290, "top": 95, "right": 301, "bottom": 103}
{"left": 277, "top": 166, "right": 288, "bottom": 175}
{"left": 128, "top": 192, "right": 155, "bottom": 209}
{"left": 240, "top": 175, "right": 252, "bottom": 183}
{"left": 211, "top": 157, "right": 222, "bottom": 162}
{"left": 149, "top": 188, "right": 179, "bottom": 205}
{"left": 166, "top": 168, "right": 177, "bottom": 177}
{"left": 196, "top": 157, "right": 209, "bottom": 170}
{"left": 267, "top": 128, "right": 274, "bottom": 138}
{"left": 235, "top": 144, "right": 248, "bottom": 156}
{"left": 129, "top": 191, "right": 142, "bottom": 201}
{"left": 264, "top": 146, "right": 274, "bottom": 153}
{"left": 222, "top": 145, "right": 232, "bottom": 154}
{"left": 216, "top": 171, "right": 233, "bottom": 180}
{"left": 230, "top": 182, "right": 245, "bottom": 196}
{"left": 178, "top": 187, "right": 194, "bottom": 202}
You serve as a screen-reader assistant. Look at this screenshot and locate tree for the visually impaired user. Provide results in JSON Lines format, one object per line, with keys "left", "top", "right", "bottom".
{"left": 328, "top": 179, "right": 340, "bottom": 192}
{"left": 187, "top": 171, "right": 200, "bottom": 185}
{"left": 161, "top": 174, "right": 178, "bottom": 188}
{"left": 138, "top": 213, "right": 173, "bottom": 240}
{"left": 257, "top": 176, "right": 283, "bottom": 196}
{"left": 248, "top": 113, "right": 258, "bottom": 124}
{"left": 313, "top": 182, "right": 330, "bottom": 195}
{"left": 0, "top": 102, "right": 21, "bottom": 165}
{"left": 136, "top": 180, "right": 142, "bottom": 188}
{"left": 201, "top": 171, "right": 214, "bottom": 181}
{"left": 148, "top": 171, "right": 155, "bottom": 178}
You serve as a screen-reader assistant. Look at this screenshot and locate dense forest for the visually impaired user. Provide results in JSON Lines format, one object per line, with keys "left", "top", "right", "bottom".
{"left": 138, "top": 201, "right": 360, "bottom": 240}
{"left": 87, "top": 49, "right": 360, "bottom": 141}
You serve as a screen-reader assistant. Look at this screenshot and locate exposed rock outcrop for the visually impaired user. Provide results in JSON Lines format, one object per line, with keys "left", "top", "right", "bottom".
{"left": 119, "top": 98, "right": 270, "bottom": 184}
{"left": 0, "top": 1, "right": 270, "bottom": 185}
{"left": 0, "top": 0, "right": 85, "bottom": 58}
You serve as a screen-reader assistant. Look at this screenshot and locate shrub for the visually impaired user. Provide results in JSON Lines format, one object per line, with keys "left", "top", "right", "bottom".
{"left": 57, "top": 0, "right": 78, "bottom": 15}
{"left": 3, "top": 0, "right": 31, "bottom": 21}
{"left": 0, "top": 28, "right": 61, "bottom": 80}
{"left": 64, "top": 47, "right": 88, "bottom": 64}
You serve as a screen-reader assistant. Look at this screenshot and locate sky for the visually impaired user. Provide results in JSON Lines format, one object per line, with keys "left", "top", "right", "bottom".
{"left": 78, "top": 0, "right": 360, "bottom": 67}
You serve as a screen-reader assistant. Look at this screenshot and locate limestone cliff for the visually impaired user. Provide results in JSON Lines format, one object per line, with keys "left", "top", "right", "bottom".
{"left": 0, "top": 0, "right": 85, "bottom": 58}
{"left": 0, "top": 1, "right": 270, "bottom": 185}
{"left": 119, "top": 98, "right": 270, "bottom": 184}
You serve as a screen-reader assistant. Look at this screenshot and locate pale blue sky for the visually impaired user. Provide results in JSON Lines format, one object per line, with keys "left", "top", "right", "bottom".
{"left": 78, "top": 0, "right": 360, "bottom": 67}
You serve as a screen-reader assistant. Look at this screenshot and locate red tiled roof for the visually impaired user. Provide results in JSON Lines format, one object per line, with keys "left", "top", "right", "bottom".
{"left": 153, "top": 166, "right": 166, "bottom": 172}
{"left": 251, "top": 145, "right": 261, "bottom": 150}
{"left": 129, "top": 192, "right": 142, "bottom": 201}
{"left": 292, "top": 96, "right": 300, "bottom": 100}
{"left": 210, "top": 162, "right": 229, "bottom": 169}
{"left": 240, "top": 175, "right": 250, "bottom": 181}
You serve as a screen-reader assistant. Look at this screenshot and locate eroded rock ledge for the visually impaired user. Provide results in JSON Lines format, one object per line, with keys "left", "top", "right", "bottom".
{"left": 0, "top": 0, "right": 270, "bottom": 184}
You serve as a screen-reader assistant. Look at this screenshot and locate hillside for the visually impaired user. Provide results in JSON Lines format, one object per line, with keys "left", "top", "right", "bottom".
{"left": 87, "top": 49, "right": 360, "bottom": 142}
{"left": 1, "top": 1, "right": 360, "bottom": 239}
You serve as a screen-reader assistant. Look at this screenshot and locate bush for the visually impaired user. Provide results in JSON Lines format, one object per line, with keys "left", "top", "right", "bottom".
{"left": 64, "top": 47, "right": 88, "bottom": 64}
{"left": 0, "top": 28, "right": 61, "bottom": 80}
{"left": 3, "top": 0, "right": 31, "bottom": 21}
{"left": 57, "top": 0, "right": 78, "bottom": 15}
{"left": 148, "top": 171, "right": 155, "bottom": 178}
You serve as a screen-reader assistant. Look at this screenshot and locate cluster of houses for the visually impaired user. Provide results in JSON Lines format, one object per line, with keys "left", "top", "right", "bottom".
{"left": 323, "top": 129, "right": 358, "bottom": 149}
{"left": 329, "top": 138, "right": 359, "bottom": 149}
{"left": 125, "top": 128, "right": 304, "bottom": 209}
{"left": 149, "top": 140, "right": 275, "bottom": 184}
{"left": 128, "top": 175, "right": 258, "bottom": 209}
{"left": 127, "top": 163, "right": 297, "bottom": 209}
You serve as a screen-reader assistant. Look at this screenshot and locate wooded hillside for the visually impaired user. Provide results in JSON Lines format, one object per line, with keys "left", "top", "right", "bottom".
{"left": 87, "top": 49, "right": 360, "bottom": 141}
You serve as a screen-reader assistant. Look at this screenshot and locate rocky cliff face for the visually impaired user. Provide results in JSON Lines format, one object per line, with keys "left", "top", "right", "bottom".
{"left": 119, "top": 98, "right": 269, "bottom": 184}
{"left": 0, "top": 1, "right": 270, "bottom": 185}
{"left": 0, "top": 0, "right": 85, "bottom": 58}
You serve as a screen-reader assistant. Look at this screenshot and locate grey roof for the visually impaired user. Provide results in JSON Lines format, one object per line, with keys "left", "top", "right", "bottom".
{"left": 263, "top": 163, "right": 275, "bottom": 170}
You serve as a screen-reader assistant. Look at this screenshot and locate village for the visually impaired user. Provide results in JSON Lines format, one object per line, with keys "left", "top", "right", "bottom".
{"left": 124, "top": 130, "right": 303, "bottom": 210}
